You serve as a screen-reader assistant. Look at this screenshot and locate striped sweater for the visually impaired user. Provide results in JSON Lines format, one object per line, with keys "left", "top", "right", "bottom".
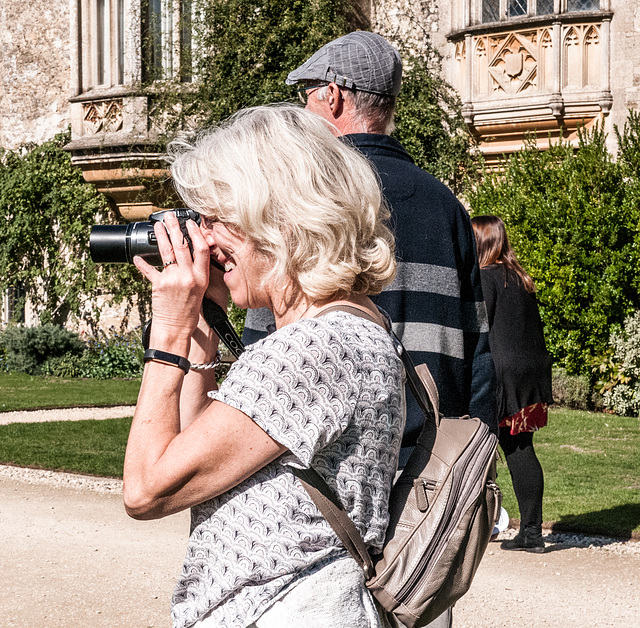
{"left": 241, "top": 134, "right": 497, "bottom": 457}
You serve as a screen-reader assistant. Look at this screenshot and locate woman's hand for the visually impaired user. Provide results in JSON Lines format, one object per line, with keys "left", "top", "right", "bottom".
{"left": 134, "top": 213, "right": 211, "bottom": 354}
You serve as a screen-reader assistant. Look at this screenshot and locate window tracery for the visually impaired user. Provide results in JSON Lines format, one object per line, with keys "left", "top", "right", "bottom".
{"left": 481, "top": 0, "right": 601, "bottom": 23}
{"left": 454, "top": 0, "right": 611, "bottom": 161}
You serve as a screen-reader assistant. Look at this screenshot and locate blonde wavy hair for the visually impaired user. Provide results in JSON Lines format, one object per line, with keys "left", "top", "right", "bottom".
{"left": 168, "top": 104, "right": 396, "bottom": 301}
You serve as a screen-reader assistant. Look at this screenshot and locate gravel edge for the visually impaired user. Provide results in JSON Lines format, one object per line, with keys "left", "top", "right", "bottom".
{"left": 0, "top": 464, "right": 122, "bottom": 495}
{"left": 0, "top": 406, "right": 135, "bottom": 425}
{"left": 2, "top": 463, "right": 639, "bottom": 556}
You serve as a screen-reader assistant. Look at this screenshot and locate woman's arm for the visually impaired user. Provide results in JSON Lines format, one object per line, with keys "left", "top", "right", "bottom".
{"left": 124, "top": 213, "right": 285, "bottom": 520}
{"left": 178, "top": 307, "right": 221, "bottom": 431}
{"left": 480, "top": 268, "right": 497, "bottom": 329}
{"left": 123, "top": 372, "right": 286, "bottom": 520}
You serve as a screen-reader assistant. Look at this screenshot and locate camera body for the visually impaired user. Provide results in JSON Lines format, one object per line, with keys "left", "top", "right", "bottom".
{"left": 90, "top": 208, "right": 201, "bottom": 266}
{"left": 90, "top": 207, "right": 243, "bottom": 357}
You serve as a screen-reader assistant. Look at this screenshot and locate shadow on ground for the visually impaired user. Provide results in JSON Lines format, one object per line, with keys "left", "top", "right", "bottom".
{"left": 548, "top": 503, "right": 640, "bottom": 540}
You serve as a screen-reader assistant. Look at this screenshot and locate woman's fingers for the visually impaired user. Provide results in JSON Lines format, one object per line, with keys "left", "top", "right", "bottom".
{"left": 133, "top": 254, "right": 160, "bottom": 281}
{"left": 186, "top": 218, "right": 211, "bottom": 275}
{"left": 158, "top": 214, "right": 210, "bottom": 276}
{"left": 159, "top": 213, "right": 191, "bottom": 265}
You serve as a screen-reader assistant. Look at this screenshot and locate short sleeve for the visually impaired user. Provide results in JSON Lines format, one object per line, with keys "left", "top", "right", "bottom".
{"left": 209, "top": 319, "right": 360, "bottom": 468}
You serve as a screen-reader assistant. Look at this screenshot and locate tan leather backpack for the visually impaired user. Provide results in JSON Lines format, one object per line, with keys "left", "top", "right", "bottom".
{"left": 295, "top": 305, "right": 501, "bottom": 627}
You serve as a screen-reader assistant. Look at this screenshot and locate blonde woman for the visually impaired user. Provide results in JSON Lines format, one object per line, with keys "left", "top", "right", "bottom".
{"left": 123, "top": 105, "right": 403, "bottom": 628}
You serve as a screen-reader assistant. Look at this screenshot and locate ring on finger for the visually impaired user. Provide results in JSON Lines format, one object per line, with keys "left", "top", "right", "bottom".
{"left": 163, "top": 260, "right": 177, "bottom": 267}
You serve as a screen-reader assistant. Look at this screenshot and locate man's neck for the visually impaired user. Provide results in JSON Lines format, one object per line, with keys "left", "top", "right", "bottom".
{"left": 333, "top": 116, "right": 387, "bottom": 137}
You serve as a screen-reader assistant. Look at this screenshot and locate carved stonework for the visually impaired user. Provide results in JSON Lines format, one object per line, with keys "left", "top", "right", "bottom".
{"left": 562, "top": 24, "right": 601, "bottom": 89}
{"left": 472, "top": 30, "right": 540, "bottom": 97}
{"left": 82, "top": 99, "right": 124, "bottom": 135}
{"left": 492, "top": 32, "right": 538, "bottom": 94}
{"left": 468, "top": 22, "right": 603, "bottom": 100}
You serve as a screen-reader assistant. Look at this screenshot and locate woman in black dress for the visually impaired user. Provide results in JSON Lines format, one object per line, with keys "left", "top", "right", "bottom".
{"left": 471, "top": 215, "right": 553, "bottom": 553}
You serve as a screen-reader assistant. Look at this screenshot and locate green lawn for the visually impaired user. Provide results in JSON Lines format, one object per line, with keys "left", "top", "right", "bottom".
{"left": 0, "top": 372, "right": 140, "bottom": 411}
{"left": 0, "top": 417, "right": 132, "bottom": 478}
{"left": 0, "top": 388, "right": 637, "bottom": 537}
{"left": 497, "top": 408, "right": 639, "bottom": 538}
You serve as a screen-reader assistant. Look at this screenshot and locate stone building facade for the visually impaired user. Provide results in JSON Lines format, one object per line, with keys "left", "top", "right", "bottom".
{"left": 0, "top": 0, "right": 71, "bottom": 324}
{"left": 3, "top": 0, "right": 638, "bottom": 216}
{"left": 375, "top": 0, "right": 637, "bottom": 162}
{"left": 0, "top": 0, "right": 71, "bottom": 151}
{"left": 1, "top": 1, "right": 639, "bottom": 324}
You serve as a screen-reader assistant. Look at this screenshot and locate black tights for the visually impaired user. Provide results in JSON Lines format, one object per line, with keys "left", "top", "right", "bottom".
{"left": 498, "top": 427, "right": 544, "bottom": 530}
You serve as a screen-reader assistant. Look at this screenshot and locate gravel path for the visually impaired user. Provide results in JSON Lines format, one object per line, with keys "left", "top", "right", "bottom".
{"left": 1, "top": 408, "right": 639, "bottom": 626}
{"left": 0, "top": 405, "right": 135, "bottom": 425}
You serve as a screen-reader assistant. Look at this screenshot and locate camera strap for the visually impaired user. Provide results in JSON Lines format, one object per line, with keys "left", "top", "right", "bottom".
{"left": 141, "top": 298, "right": 245, "bottom": 359}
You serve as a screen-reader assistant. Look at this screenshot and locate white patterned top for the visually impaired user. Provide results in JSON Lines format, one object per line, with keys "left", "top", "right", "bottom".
{"left": 171, "top": 311, "right": 405, "bottom": 628}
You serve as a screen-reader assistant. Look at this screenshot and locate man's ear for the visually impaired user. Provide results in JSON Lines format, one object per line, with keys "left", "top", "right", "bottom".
{"left": 326, "top": 83, "right": 344, "bottom": 117}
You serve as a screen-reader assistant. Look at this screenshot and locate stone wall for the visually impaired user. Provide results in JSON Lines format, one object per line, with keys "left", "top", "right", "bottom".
{"left": 372, "top": 0, "right": 442, "bottom": 56}
{"left": 609, "top": 1, "right": 640, "bottom": 147}
{"left": 0, "top": 0, "right": 71, "bottom": 150}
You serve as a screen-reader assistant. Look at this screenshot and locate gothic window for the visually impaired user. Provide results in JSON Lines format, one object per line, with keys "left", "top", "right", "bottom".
{"left": 536, "top": 0, "right": 554, "bottom": 15}
{"left": 142, "top": 0, "right": 193, "bottom": 83}
{"left": 509, "top": 0, "right": 528, "bottom": 18}
{"left": 480, "top": 0, "right": 601, "bottom": 24}
{"left": 567, "top": 0, "right": 600, "bottom": 11}
{"left": 96, "top": 0, "right": 108, "bottom": 85}
{"left": 482, "top": 0, "right": 500, "bottom": 24}
{"left": 84, "top": 0, "right": 126, "bottom": 89}
{"left": 2, "top": 284, "right": 25, "bottom": 325}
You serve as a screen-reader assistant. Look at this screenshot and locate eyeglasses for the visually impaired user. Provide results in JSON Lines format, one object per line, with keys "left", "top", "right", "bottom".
{"left": 297, "top": 84, "right": 326, "bottom": 104}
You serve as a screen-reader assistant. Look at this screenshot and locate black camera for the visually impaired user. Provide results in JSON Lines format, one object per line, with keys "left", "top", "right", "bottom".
{"left": 89, "top": 208, "right": 201, "bottom": 266}
{"left": 89, "top": 207, "right": 244, "bottom": 358}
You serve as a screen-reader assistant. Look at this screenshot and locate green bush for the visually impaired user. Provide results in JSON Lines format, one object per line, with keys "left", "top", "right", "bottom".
{"left": 0, "top": 131, "right": 152, "bottom": 332}
{"left": 77, "top": 328, "right": 144, "bottom": 380}
{"left": 551, "top": 368, "right": 591, "bottom": 410}
{"left": 468, "top": 121, "right": 640, "bottom": 376}
{"left": 595, "top": 310, "right": 640, "bottom": 417}
{"left": 41, "top": 352, "right": 91, "bottom": 379}
{"left": 0, "top": 330, "right": 8, "bottom": 373}
{"left": 0, "top": 325, "right": 85, "bottom": 375}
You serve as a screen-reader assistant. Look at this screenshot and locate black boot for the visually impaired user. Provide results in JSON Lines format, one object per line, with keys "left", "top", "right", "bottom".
{"left": 501, "top": 526, "right": 545, "bottom": 553}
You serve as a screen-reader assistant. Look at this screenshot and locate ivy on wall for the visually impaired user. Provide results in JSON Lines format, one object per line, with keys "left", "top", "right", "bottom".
{"left": 0, "top": 131, "right": 151, "bottom": 331}
{"left": 147, "top": 0, "right": 354, "bottom": 137}
{"left": 394, "top": 48, "right": 474, "bottom": 192}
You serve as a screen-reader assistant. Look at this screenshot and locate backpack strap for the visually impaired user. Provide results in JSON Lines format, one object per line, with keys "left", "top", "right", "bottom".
{"left": 293, "top": 466, "right": 376, "bottom": 581}
{"left": 313, "top": 303, "right": 440, "bottom": 424}
{"left": 293, "top": 303, "right": 442, "bottom": 577}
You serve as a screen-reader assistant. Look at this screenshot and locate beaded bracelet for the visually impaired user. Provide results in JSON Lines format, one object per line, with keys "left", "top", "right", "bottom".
{"left": 190, "top": 351, "right": 222, "bottom": 371}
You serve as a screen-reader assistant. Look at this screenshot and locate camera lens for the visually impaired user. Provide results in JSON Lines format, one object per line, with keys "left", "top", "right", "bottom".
{"left": 89, "top": 209, "right": 201, "bottom": 266}
{"left": 90, "top": 222, "right": 162, "bottom": 265}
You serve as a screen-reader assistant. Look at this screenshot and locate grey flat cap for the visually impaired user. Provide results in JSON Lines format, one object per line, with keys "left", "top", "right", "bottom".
{"left": 286, "top": 31, "right": 402, "bottom": 96}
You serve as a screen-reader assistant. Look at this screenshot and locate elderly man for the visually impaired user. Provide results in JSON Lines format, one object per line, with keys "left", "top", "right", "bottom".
{"left": 244, "top": 29, "right": 496, "bottom": 434}
{"left": 242, "top": 31, "right": 497, "bottom": 628}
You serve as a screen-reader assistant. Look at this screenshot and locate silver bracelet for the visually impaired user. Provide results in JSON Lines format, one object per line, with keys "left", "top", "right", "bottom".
{"left": 190, "top": 351, "right": 222, "bottom": 371}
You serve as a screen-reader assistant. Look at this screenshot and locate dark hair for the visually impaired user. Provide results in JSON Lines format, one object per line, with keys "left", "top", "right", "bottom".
{"left": 471, "top": 215, "right": 535, "bottom": 293}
